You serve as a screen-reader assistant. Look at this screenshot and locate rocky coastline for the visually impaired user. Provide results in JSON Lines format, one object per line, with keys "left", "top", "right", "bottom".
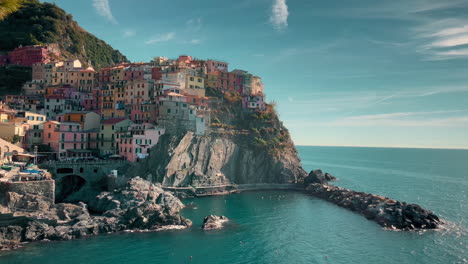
{"left": 303, "top": 170, "right": 441, "bottom": 230}
{"left": 0, "top": 168, "right": 442, "bottom": 250}
{"left": 0, "top": 177, "right": 191, "bottom": 250}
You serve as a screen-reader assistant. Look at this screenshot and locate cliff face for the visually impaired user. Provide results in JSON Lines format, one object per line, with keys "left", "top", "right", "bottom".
{"left": 128, "top": 89, "right": 307, "bottom": 187}
{"left": 130, "top": 131, "right": 306, "bottom": 187}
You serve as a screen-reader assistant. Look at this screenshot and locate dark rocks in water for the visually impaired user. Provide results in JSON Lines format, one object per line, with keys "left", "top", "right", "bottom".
{"left": 324, "top": 173, "right": 336, "bottom": 181}
{"left": 202, "top": 215, "right": 229, "bottom": 230}
{"left": 306, "top": 183, "right": 441, "bottom": 230}
{"left": 0, "top": 177, "right": 191, "bottom": 249}
{"left": 304, "top": 170, "right": 336, "bottom": 185}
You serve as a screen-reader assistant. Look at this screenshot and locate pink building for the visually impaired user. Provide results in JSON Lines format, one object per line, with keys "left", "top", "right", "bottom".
{"left": 118, "top": 123, "right": 165, "bottom": 162}
{"left": 206, "top": 60, "right": 228, "bottom": 73}
{"left": 7, "top": 45, "right": 58, "bottom": 66}
{"left": 124, "top": 69, "right": 145, "bottom": 81}
{"left": 43, "top": 121, "right": 95, "bottom": 159}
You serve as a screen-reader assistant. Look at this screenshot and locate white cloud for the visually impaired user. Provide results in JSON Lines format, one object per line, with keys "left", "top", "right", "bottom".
{"left": 429, "top": 34, "right": 468, "bottom": 48}
{"left": 326, "top": 111, "right": 468, "bottom": 127}
{"left": 93, "top": 0, "right": 117, "bottom": 24}
{"left": 429, "top": 25, "right": 468, "bottom": 37}
{"left": 186, "top": 18, "right": 202, "bottom": 32}
{"left": 413, "top": 18, "right": 468, "bottom": 60}
{"left": 270, "top": 0, "right": 289, "bottom": 31}
{"left": 145, "top": 32, "right": 176, "bottom": 45}
{"left": 122, "top": 29, "right": 136, "bottom": 38}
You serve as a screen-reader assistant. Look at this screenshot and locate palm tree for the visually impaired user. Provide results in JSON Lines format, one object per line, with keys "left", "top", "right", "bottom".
{"left": 0, "top": 0, "right": 22, "bottom": 21}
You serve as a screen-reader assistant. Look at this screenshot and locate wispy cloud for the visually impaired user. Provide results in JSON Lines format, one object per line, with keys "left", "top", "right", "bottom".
{"left": 326, "top": 111, "right": 468, "bottom": 127}
{"left": 190, "top": 39, "right": 201, "bottom": 45}
{"left": 270, "top": 0, "right": 289, "bottom": 31}
{"left": 145, "top": 32, "right": 175, "bottom": 45}
{"left": 412, "top": 16, "right": 468, "bottom": 60}
{"left": 186, "top": 18, "right": 203, "bottom": 32}
{"left": 328, "top": 1, "right": 468, "bottom": 60}
{"left": 122, "top": 29, "right": 136, "bottom": 38}
{"left": 281, "top": 86, "right": 468, "bottom": 116}
{"left": 93, "top": 0, "right": 117, "bottom": 24}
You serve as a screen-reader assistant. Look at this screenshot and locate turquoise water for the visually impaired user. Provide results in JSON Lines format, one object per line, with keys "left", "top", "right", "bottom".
{"left": 1, "top": 146, "right": 467, "bottom": 263}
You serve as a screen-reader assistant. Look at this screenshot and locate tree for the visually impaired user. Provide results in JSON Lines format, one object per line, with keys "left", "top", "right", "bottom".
{"left": 0, "top": 0, "right": 22, "bottom": 21}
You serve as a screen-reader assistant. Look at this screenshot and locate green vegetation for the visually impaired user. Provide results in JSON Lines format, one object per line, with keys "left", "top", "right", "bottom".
{"left": 0, "top": 65, "right": 31, "bottom": 95}
{"left": 1, "top": 134, "right": 21, "bottom": 144}
{"left": 0, "top": 0, "right": 22, "bottom": 20}
{"left": 0, "top": 0, "right": 128, "bottom": 69}
{"left": 208, "top": 89, "right": 293, "bottom": 156}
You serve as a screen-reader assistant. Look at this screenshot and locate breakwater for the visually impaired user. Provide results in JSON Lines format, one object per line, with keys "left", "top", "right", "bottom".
{"left": 305, "top": 183, "right": 440, "bottom": 230}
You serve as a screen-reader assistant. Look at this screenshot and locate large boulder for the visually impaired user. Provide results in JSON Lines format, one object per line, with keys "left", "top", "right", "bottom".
{"left": 304, "top": 170, "right": 329, "bottom": 185}
{"left": 202, "top": 215, "right": 229, "bottom": 230}
{"left": 24, "top": 221, "right": 54, "bottom": 241}
{"left": 156, "top": 192, "right": 184, "bottom": 215}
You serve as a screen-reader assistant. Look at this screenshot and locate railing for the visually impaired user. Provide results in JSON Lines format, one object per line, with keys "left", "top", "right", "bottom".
{"left": 41, "top": 159, "right": 129, "bottom": 166}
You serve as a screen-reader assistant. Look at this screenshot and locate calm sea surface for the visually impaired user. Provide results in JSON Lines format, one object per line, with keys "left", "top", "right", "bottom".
{"left": 1, "top": 146, "right": 467, "bottom": 264}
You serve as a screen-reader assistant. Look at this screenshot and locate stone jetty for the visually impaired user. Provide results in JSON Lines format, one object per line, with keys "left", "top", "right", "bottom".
{"left": 305, "top": 183, "right": 440, "bottom": 230}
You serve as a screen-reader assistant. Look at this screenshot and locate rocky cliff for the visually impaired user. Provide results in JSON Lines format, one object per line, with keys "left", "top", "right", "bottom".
{"left": 129, "top": 131, "right": 306, "bottom": 187}
{"left": 0, "top": 177, "right": 191, "bottom": 249}
{"left": 126, "top": 89, "right": 307, "bottom": 187}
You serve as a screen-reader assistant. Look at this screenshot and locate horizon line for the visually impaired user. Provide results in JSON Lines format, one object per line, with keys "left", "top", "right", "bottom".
{"left": 296, "top": 144, "right": 468, "bottom": 150}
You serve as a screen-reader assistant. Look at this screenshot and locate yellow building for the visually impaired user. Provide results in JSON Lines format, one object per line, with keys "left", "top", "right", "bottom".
{"left": 206, "top": 72, "right": 219, "bottom": 89}
{"left": 186, "top": 75, "right": 205, "bottom": 97}
{"left": 99, "top": 118, "right": 133, "bottom": 155}
{"left": 66, "top": 68, "right": 95, "bottom": 92}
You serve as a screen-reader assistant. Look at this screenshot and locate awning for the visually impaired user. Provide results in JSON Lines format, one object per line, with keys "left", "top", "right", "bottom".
{"left": 14, "top": 153, "right": 35, "bottom": 158}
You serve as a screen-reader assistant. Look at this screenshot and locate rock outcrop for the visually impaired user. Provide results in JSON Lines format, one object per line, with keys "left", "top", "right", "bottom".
{"left": 202, "top": 215, "right": 229, "bottom": 230}
{"left": 129, "top": 132, "right": 307, "bottom": 187}
{"left": 304, "top": 169, "right": 336, "bottom": 185}
{"left": 0, "top": 177, "right": 191, "bottom": 250}
{"left": 306, "top": 183, "right": 441, "bottom": 230}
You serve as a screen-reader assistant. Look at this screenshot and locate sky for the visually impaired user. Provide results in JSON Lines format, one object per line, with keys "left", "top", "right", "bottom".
{"left": 46, "top": 0, "right": 468, "bottom": 149}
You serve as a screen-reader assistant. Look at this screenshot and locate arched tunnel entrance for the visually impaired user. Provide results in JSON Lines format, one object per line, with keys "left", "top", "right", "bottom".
{"left": 56, "top": 175, "right": 87, "bottom": 202}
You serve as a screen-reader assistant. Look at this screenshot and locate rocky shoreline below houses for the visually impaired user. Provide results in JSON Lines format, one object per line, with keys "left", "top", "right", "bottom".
{"left": 0, "top": 177, "right": 191, "bottom": 250}
{"left": 0, "top": 169, "right": 442, "bottom": 250}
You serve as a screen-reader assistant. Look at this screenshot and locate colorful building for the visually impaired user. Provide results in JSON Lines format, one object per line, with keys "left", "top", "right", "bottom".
{"left": 117, "top": 123, "right": 165, "bottom": 162}
{"left": 98, "top": 118, "right": 133, "bottom": 155}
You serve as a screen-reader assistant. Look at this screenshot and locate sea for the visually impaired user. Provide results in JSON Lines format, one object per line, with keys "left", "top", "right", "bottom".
{"left": 0, "top": 146, "right": 467, "bottom": 264}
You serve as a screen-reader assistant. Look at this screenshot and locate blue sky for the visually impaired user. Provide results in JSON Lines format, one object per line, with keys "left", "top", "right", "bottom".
{"left": 47, "top": 0, "right": 468, "bottom": 149}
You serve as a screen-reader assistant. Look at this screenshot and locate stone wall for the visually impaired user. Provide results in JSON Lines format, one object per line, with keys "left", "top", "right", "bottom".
{"left": 0, "top": 180, "right": 55, "bottom": 201}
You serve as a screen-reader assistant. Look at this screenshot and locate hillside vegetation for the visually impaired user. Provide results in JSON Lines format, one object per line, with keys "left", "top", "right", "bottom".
{"left": 207, "top": 88, "right": 294, "bottom": 157}
{"left": 0, "top": 0, "right": 22, "bottom": 20}
{"left": 0, "top": 0, "right": 128, "bottom": 69}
